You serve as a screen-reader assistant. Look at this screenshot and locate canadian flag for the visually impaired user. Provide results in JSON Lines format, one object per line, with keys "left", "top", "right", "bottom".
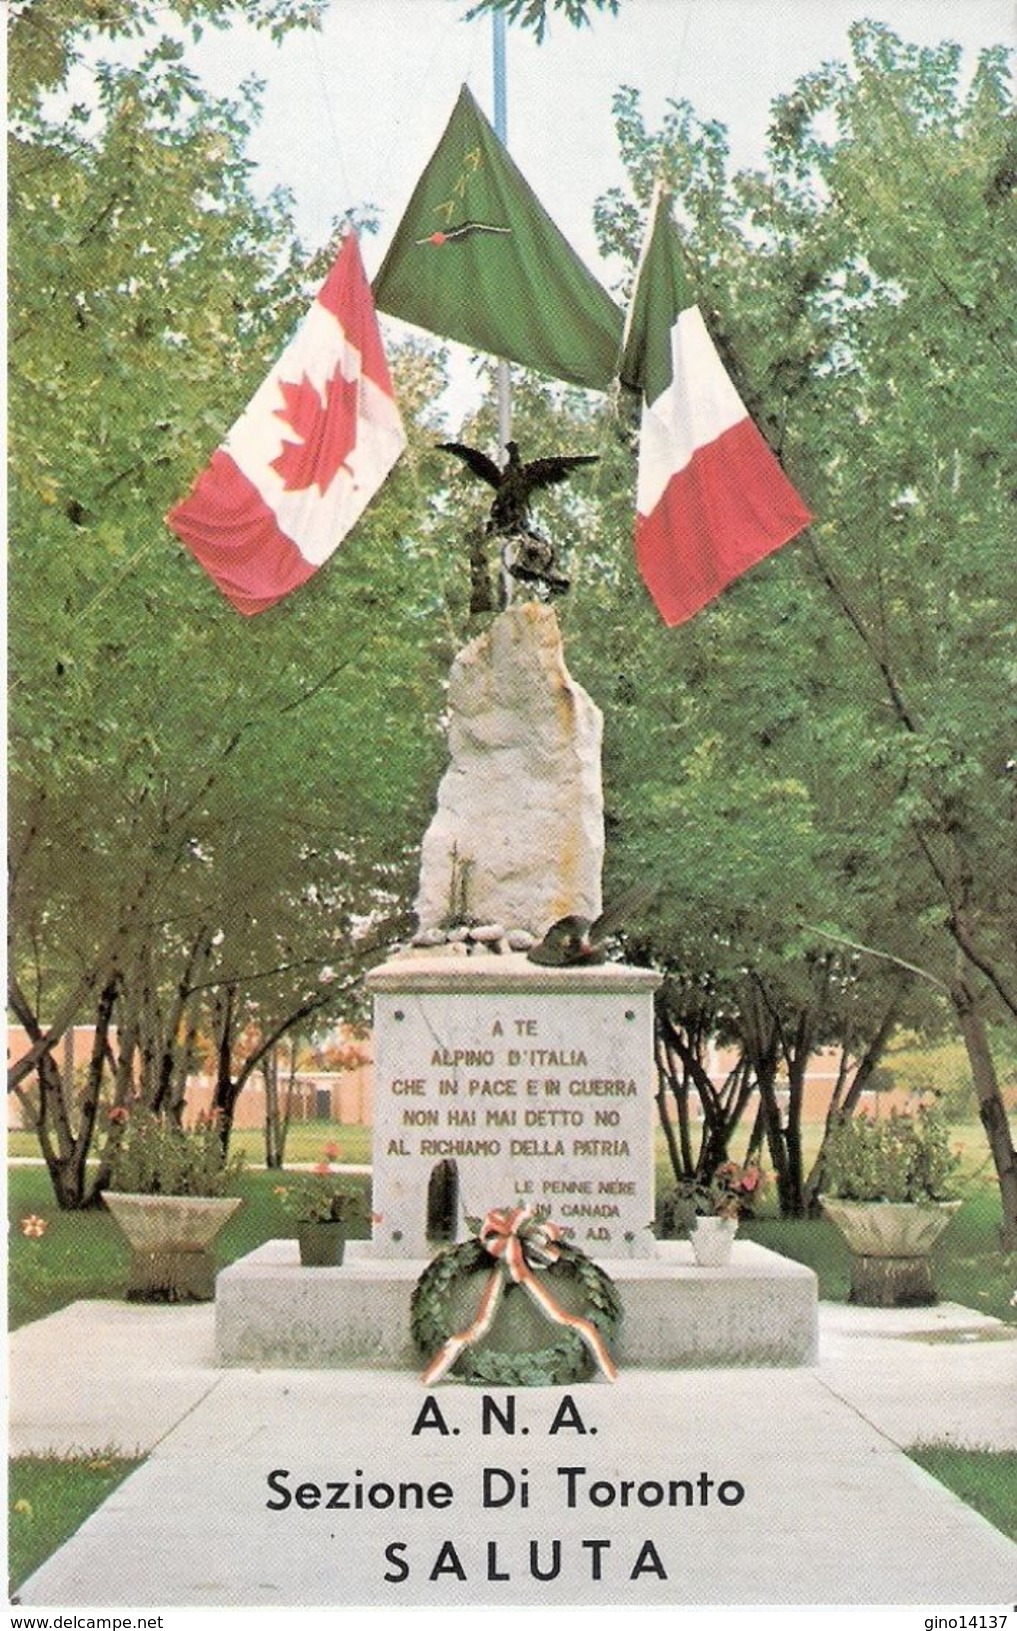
{"left": 167, "top": 232, "right": 406, "bottom": 615}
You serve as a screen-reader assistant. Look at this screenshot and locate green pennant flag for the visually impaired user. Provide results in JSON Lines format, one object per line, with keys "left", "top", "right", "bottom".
{"left": 373, "top": 85, "right": 623, "bottom": 392}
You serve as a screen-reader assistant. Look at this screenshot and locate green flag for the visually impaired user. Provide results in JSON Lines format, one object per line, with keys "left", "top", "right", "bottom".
{"left": 373, "top": 85, "right": 623, "bottom": 392}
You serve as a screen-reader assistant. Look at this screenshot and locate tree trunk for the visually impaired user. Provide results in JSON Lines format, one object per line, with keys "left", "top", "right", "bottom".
{"left": 741, "top": 988, "right": 794, "bottom": 1211}
{"left": 755, "top": 1056, "right": 795, "bottom": 1213}
{"left": 8, "top": 972, "right": 117, "bottom": 1209}
{"left": 154, "top": 926, "right": 212, "bottom": 1115}
{"left": 70, "top": 973, "right": 119, "bottom": 1205}
{"left": 263, "top": 1045, "right": 294, "bottom": 1170}
{"left": 781, "top": 1013, "right": 811, "bottom": 1218}
{"left": 653, "top": 1020, "right": 688, "bottom": 1185}
{"left": 951, "top": 970, "right": 1017, "bottom": 1249}
{"left": 654, "top": 991, "right": 763, "bottom": 1186}
{"left": 211, "top": 983, "right": 240, "bottom": 1142}
{"left": 804, "top": 981, "right": 908, "bottom": 1212}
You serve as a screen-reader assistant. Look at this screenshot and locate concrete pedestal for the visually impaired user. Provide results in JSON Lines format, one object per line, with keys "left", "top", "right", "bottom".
{"left": 215, "top": 1238, "right": 818, "bottom": 1369}
{"left": 366, "top": 953, "right": 661, "bottom": 1259}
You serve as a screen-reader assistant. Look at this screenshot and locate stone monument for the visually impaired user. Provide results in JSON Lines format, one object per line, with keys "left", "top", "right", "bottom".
{"left": 367, "top": 953, "right": 659, "bottom": 1260}
{"left": 369, "top": 601, "right": 658, "bottom": 1258}
{"left": 217, "top": 599, "right": 818, "bottom": 1369}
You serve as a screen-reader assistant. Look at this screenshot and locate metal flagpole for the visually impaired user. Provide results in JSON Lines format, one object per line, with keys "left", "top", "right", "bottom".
{"left": 492, "top": 10, "right": 512, "bottom": 456}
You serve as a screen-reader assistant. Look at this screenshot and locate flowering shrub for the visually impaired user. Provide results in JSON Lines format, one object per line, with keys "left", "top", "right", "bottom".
{"left": 705, "top": 1161, "right": 766, "bottom": 1219}
{"left": 276, "top": 1150, "right": 369, "bottom": 1225}
{"left": 822, "top": 1106, "right": 959, "bottom": 1202}
{"left": 107, "top": 1107, "right": 244, "bottom": 1197}
{"left": 657, "top": 1160, "right": 766, "bottom": 1231}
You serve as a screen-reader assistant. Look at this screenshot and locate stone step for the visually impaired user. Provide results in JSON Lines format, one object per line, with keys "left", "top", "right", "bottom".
{"left": 215, "top": 1239, "right": 818, "bottom": 1370}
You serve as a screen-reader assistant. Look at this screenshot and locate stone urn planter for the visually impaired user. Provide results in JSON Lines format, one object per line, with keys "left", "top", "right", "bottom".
{"left": 820, "top": 1105, "right": 962, "bottom": 1307}
{"left": 690, "top": 1215, "right": 738, "bottom": 1267}
{"left": 821, "top": 1198, "right": 962, "bottom": 1307}
{"left": 296, "top": 1220, "right": 348, "bottom": 1267}
{"left": 105, "top": 1192, "right": 243, "bottom": 1302}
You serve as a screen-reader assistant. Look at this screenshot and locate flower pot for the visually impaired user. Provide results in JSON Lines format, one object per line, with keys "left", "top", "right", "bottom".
{"left": 104, "top": 1192, "right": 243, "bottom": 1302}
{"left": 821, "top": 1198, "right": 962, "bottom": 1306}
{"left": 297, "top": 1221, "right": 347, "bottom": 1267}
{"left": 690, "top": 1215, "right": 738, "bottom": 1267}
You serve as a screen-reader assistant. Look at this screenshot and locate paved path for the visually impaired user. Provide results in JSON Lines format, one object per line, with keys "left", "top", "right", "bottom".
{"left": 9, "top": 1298, "right": 1017, "bottom": 1608}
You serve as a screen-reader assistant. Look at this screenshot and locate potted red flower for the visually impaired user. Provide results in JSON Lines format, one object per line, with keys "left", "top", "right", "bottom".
{"left": 277, "top": 1151, "right": 369, "bottom": 1266}
{"left": 661, "top": 1160, "right": 766, "bottom": 1266}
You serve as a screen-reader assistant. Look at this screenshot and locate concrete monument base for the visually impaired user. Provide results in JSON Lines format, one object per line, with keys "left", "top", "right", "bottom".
{"left": 215, "top": 1238, "right": 818, "bottom": 1369}
{"left": 365, "top": 952, "right": 662, "bottom": 1259}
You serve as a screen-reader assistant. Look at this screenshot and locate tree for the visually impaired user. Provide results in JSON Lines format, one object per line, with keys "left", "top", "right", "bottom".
{"left": 759, "top": 25, "right": 1016, "bottom": 1238}
{"left": 7, "top": 3, "right": 450, "bottom": 1204}
{"left": 580, "top": 24, "right": 1016, "bottom": 1236}
{"left": 463, "top": 0, "right": 621, "bottom": 43}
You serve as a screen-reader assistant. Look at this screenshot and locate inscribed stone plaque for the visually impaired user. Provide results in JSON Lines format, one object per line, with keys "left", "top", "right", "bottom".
{"left": 365, "top": 953, "right": 660, "bottom": 1259}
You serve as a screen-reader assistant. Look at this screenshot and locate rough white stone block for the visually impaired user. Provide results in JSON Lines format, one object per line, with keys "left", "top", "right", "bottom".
{"left": 415, "top": 602, "right": 604, "bottom": 936}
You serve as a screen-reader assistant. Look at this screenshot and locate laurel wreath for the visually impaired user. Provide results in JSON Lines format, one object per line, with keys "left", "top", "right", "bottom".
{"left": 411, "top": 1235, "right": 623, "bottom": 1387}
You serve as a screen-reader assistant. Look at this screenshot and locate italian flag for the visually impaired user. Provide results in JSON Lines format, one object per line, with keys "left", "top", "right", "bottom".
{"left": 620, "top": 190, "right": 812, "bottom": 627}
{"left": 167, "top": 231, "right": 406, "bottom": 616}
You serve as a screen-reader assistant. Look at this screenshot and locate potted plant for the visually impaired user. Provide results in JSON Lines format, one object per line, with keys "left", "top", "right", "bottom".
{"left": 277, "top": 1155, "right": 369, "bottom": 1266}
{"left": 820, "top": 1105, "right": 961, "bottom": 1306}
{"left": 660, "top": 1160, "right": 765, "bottom": 1266}
{"left": 105, "top": 1106, "right": 245, "bottom": 1301}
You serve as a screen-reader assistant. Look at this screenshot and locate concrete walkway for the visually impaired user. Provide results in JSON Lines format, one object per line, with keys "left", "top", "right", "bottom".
{"left": 9, "top": 1298, "right": 1017, "bottom": 1608}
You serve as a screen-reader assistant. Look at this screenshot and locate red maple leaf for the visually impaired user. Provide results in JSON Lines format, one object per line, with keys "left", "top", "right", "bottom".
{"left": 271, "top": 367, "right": 359, "bottom": 494}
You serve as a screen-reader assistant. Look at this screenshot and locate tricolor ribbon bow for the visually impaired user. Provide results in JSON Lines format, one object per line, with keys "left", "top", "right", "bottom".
{"left": 421, "top": 1205, "right": 618, "bottom": 1385}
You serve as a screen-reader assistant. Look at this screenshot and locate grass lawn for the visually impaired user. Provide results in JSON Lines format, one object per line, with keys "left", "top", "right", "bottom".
{"left": 906, "top": 1445, "right": 1017, "bottom": 1543}
{"left": 9, "top": 1122, "right": 1016, "bottom": 1324}
{"left": 7, "top": 1163, "right": 373, "bottom": 1330}
{"left": 6, "top": 1120, "right": 374, "bottom": 1167}
{"left": 9, "top": 1453, "right": 142, "bottom": 1597}
{"left": 738, "top": 1181, "right": 1017, "bottom": 1322}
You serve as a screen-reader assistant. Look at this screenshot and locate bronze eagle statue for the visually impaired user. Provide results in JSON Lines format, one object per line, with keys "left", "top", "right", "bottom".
{"left": 438, "top": 439, "right": 599, "bottom": 536}
{"left": 438, "top": 439, "right": 598, "bottom": 604}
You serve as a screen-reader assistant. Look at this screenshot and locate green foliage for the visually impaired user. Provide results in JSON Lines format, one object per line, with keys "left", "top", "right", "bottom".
{"left": 907, "top": 1445, "right": 1017, "bottom": 1544}
{"left": 577, "top": 20, "right": 1017, "bottom": 1226}
{"left": 274, "top": 1161, "right": 370, "bottom": 1224}
{"left": 10, "top": 6, "right": 1016, "bottom": 1240}
{"left": 822, "top": 1107, "right": 961, "bottom": 1202}
{"left": 464, "top": 0, "right": 621, "bottom": 44}
{"left": 880, "top": 1032, "right": 1017, "bottom": 1123}
{"left": 9, "top": 1451, "right": 143, "bottom": 1596}
{"left": 7, "top": 2, "right": 451, "bottom": 1203}
{"left": 658, "top": 1160, "right": 766, "bottom": 1231}
{"left": 410, "top": 1235, "right": 622, "bottom": 1386}
{"left": 107, "top": 1108, "right": 245, "bottom": 1196}
{"left": 6, "top": 0, "right": 327, "bottom": 114}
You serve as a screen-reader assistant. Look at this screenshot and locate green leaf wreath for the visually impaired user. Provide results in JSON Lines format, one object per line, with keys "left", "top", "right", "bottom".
{"left": 411, "top": 1233, "right": 622, "bottom": 1386}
